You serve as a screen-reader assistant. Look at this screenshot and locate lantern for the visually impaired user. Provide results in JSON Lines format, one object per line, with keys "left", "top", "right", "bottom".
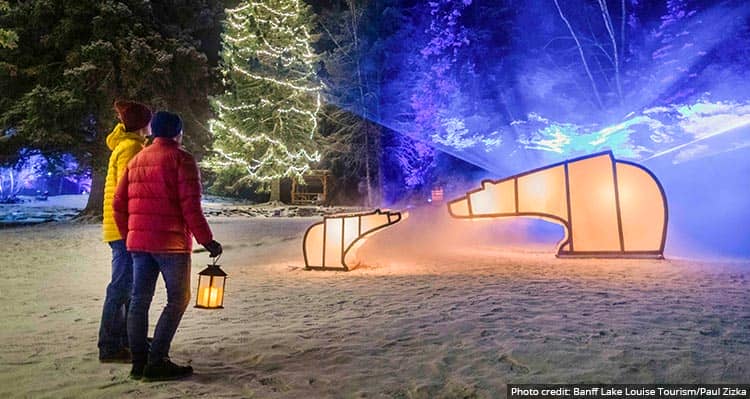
{"left": 195, "top": 256, "right": 227, "bottom": 309}
{"left": 447, "top": 151, "right": 668, "bottom": 258}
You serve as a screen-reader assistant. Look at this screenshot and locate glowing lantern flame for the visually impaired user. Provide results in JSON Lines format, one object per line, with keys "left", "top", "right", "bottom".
{"left": 195, "top": 257, "right": 227, "bottom": 309}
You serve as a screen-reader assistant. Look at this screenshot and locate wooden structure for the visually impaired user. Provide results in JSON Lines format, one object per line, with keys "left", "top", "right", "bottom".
{"left": 291, "top": 169, "right": 330, "bottom": 205}
{"left": 430, "top": 186, "right": 444, "bottom": 203}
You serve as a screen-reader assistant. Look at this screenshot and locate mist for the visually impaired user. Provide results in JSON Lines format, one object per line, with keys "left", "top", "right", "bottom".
{"left": 321, "top": 0, "right": 750, "bottom": 260}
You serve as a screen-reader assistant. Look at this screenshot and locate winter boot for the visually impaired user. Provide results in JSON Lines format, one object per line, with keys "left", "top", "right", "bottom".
{"left": 142, "top": 358, "right": 193, "bottom": 382}
{"left": 130, "top": 363, "right": 145, "bottom": 380}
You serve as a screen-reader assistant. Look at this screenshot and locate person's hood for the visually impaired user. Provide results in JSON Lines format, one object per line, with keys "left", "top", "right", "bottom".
{"left": 106, "top": 123, "right": 147, "bottom": 151}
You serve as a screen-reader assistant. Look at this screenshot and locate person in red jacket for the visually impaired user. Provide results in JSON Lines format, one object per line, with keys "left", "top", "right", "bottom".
{"left": 113, "top": 111, "right": 222, "bottom": 381}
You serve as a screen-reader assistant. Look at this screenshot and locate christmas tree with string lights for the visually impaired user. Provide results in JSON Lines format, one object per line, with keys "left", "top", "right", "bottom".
{"left": 206, "top": 0, "right": 323, "bottom": 200}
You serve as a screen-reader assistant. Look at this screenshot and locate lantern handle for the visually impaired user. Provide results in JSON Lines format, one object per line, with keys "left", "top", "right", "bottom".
{"left": 211, "top": 253, "right": 222, "bottom": 267}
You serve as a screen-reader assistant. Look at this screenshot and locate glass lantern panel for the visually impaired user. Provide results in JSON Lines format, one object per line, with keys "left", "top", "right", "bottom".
{"left": 197, "top": 276, "right": 225, "bottom": 308}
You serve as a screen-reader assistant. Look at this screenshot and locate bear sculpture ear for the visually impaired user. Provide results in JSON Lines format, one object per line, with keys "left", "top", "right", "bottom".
{"left": 481, "top": 180, "right": 494, "bottom": 189}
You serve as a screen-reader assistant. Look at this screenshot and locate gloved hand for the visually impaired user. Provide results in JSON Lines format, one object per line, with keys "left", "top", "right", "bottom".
{"left": 203, "top": 240, "right": 223, "bottom": 258}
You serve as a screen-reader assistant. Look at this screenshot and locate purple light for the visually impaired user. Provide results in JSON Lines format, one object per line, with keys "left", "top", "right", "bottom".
{"left": 1, "top": 150, "right": 91, "bottom": 199}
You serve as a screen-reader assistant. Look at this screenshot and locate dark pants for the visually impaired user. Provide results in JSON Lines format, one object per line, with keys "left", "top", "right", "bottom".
{"left": 127, "top": 252, "right": 191, "bottom": 365}
{"left": 98, "top": 240, "right": 132, "bottom": 355}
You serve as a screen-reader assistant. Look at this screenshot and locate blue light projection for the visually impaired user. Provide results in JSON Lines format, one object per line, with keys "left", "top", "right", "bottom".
{"left": 512, "top": 100, "right": 750, "bottom": 165}
{"left": 326, "top": 0, "right": 750, "bottom": 258}
{"left": 367, "top": 0, "right": 750, "bottom": 175}
{"left": 0, "top": 151, "right": 91, "bottom": 201}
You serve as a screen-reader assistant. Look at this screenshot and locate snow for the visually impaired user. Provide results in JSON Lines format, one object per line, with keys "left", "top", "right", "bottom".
{"left": 3, "top": 194, "right": 89, "bottom": 208}
{"left": 0, "top": 195, "right": 88, "bottom": 227}
{"left": 200, "top": 197, "right": 369, "bottom": 219}
{"left": 0, "top": 207, "right": 748, "bottom": 397}
{"left": 0, "top": 194, "right": 368, "bottom": 227}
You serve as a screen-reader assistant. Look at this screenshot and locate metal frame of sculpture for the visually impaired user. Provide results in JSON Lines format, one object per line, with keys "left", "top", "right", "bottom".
{"left": 303, "top": 209, "right": 403, "bottom": 271}
{"left": 447, "top": 151, "right": 668, "bottom": 258}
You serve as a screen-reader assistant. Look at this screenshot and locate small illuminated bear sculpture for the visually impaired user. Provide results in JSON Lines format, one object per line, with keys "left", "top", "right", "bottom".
{"left": 303, "top": 209, "right": 404, "bottom": 270}
{"left": 448, "top": 151, "right": 668, "bottom": 258}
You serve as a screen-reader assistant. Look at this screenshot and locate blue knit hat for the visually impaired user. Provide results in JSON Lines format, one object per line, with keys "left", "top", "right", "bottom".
{"left": 150, "top": 111, "right": 183, "bottom": 138}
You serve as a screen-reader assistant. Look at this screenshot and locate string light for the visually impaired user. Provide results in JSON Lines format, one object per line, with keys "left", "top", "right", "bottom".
{"left": 206, "top": 0, "right": 324, "bottom": 189}
{"left": 209, "top": 119, "right": 320, "bottom": 162}
{"left": 214, "top": 96, "right": 320, "bottom": 138}
{"left": 226, "top": 2, "right": 316, "bottom": 49}
{"left": 231, "top": 65, "right": 320, "bottom": 91}
{"left": 224, "top": 33, "right": 257, "bottom": 44}
{"left": 206, "top": 148, "right": 315, "bottom": 182}
{"left": 250, "top": 1, "right": 297, "bottom": 18}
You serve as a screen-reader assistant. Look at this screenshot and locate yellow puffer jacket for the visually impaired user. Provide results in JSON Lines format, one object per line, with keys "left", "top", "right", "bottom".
{"left": 102, "top": 123, "right": 147, "bottom": 242}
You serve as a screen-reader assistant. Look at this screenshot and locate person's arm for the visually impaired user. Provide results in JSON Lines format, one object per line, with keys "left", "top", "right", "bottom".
{"left": 177, "top": 154, "right": 213, "bottom": 246}
{"left": 113, "top": 167, "right": 130, "bottom": 240}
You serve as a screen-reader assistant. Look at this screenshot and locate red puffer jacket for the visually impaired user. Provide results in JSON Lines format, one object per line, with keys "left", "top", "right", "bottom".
{"left": 113, "top": 138, "right": 213, "bottom": 253}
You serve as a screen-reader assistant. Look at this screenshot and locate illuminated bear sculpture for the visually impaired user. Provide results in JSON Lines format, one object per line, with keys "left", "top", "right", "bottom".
{"left": 303, "top": 209, "right": 404, "bottom": 270}
{"left": 448, "top": 151, "right": 668, "bottom": 258}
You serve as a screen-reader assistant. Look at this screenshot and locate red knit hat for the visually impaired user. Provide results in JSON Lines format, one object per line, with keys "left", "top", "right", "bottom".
{"left": 119, "top": 101, "right": 152, "bottom": 132}
{"left": 114, "top": 99, "right": 132, "bottom": 115}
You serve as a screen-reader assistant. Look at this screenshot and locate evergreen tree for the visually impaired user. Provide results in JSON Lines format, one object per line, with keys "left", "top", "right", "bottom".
{"left": 0, "top": 1, "right": 16, "bottom": 49}
{"left": 0, "top": 1, "right": 223, "bottom": 218}
{"left": 206, "top": 0, "right": 323, "bottom": 202}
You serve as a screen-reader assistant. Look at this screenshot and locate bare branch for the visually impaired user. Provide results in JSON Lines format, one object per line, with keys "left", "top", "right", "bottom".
{"left": 596, "top": 0, "right": 623, "bottom": 100}
{"left": 621, "top": 0, "right": 626, "bottom": 62}
{"left": 552, "top": 0, "right": 604, "bottom": 109}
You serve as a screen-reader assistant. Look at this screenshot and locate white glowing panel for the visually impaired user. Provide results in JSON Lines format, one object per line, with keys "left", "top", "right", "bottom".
{"left": 303, "top": 209, "right": 404, "bottom": 270}
{"left": 617, "top": 162, "right": 666, "bottom": 251}
{"left": 469, "top": 180, "right": 515, "bottom": 215}
{"left": 518, "top": 165, "right": 567, "bottom": 220}
{"left": 567, "top": 154, "right": 620, "bottom": 251}
{"left": 448, "top": 151, "right": 668, "bottom": 258}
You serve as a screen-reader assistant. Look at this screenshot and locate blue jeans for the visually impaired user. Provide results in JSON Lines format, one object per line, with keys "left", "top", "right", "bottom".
{"left": 128, "top": 252, "right": 192, "bottom": 365}
{"left": 98, "top": 240, "right": 133, "bottom": 355}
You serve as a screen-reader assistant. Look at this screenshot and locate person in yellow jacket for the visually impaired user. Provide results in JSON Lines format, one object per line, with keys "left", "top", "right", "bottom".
{"left": 98, "top": 100, "right": 152, "bottom": 362}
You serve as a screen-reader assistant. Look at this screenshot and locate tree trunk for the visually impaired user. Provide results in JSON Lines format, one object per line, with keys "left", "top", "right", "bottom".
{"left": 269, "top": 178, "right": 281, "bottom": 203}
{"left": 77, "top": 145, "right": 107, "bottom": 222}
{"left": 364, "top": 132, "right": 372, "bottom": 207}
{"left": 376, "top": 134, "right": 384, "bottom": 206}
{"left": 9, "top": 169, "right": 14, "bottom": 196}
{"left": 78, "top": 164, "right": 105, "bottom": 222}
{"left": 347, "top": 0, "right": 377, "bottom": 208}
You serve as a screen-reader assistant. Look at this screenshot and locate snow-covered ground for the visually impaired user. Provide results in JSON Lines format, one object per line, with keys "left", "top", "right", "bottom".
{"left": 0, "top": 194, "right": 367, "bottom": 227}
{"left": 0, "top": 207, "right": 748, "bottom": 398}
{"left": 0, "top": 194, "right": 88, "bottom": 226}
